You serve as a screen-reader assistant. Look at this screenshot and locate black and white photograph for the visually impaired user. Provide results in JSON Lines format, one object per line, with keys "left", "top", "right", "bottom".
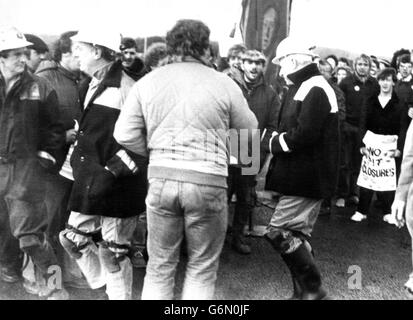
{"left": 0, "top": 0, "right": 412, "bottom": 304}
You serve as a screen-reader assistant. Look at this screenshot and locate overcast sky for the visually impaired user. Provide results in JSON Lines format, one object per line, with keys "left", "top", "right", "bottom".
{"left": 290, "top": 0, "right": 413, "bottom": 57}
{"left": 1, "top": 0, "right": 412, "bottom": 57}
{"left": 0, "top": 0, "right": 243, "bottom": 53}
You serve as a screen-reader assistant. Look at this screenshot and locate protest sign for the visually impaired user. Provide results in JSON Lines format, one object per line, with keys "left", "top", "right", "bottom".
{"left": 357, "top": 130, "right": 398, "bottom": 191}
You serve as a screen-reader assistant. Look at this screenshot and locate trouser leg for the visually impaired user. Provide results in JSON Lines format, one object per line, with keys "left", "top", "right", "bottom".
{"left": 181, "top": 183, "right": 228, "bottom": 300}
{"left": 99, "top": 216, "right": 136, "bottom": 300}
{"left": 142, "top": 179, "right": 184, "bottom": 300}
{"left": 264, "top": 196, "right": 325, "bottom": 300}
{"left": 357, "top": 187, "right": 374, "bottom": 215}
{"left": 376, "top": 191, "right": 394, "bottom": 215}
{"left": 59, "top": 212, "right": 105, "bottom": 289}
{"left": 349, "top": 127, "right": 361, "bottom": 198}
{"left": 0, "top": 197, "right": 22, "bottom": 273}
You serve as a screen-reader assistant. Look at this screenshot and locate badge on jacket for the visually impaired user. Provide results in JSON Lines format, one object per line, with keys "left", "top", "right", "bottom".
{"left": 20, "top": 83, "right": 40, "bottom": 100}
{"left": 354, "top": 85, "right": 360, "bottom": 92}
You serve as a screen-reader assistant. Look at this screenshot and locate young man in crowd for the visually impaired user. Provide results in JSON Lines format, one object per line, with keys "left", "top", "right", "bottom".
{"left": 336, "top": 54, "right": 380, "bottom": 210}
{"left": 227, "top": 49, "right": 279, "bottom": 254}
{"left": 264, "top": 37, "right": 340, "bottom": 300}
{"left": 119, "top": 37, "right": 147, "bottom": 81}
{"left": 114, "top": 19, "right": 258, "bottom": 300}
{"left": 35, "top": 30, "right": 88, "bottom": 289}
{"left": 318, "top": 59, "right": 346, "bottom": 215}
{"left": 395, "top": 53, "right": 413, "bottom": 126}
{"left": 224, "top": 43, "right": 247, "bottom": 76}
{"left": 23, "top": 34, "right": 49, "bottom": 73}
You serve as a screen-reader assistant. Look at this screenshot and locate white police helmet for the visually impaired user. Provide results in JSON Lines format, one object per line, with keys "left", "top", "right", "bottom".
{"left": 272, "top": 36, "right": 316, "bottom": 64}
{"left": 0, "top": 26, "right": 33, "bottom": 52}
{"left": 71, "top": 28, "right": 121, "bottom": 53}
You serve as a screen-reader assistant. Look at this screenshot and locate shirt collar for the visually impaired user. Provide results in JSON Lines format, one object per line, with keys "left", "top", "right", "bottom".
{"left": 401, "top": 74, "right": 412, "bottom": 82}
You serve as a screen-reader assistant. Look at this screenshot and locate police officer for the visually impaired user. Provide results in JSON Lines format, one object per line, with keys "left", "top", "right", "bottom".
{"left": 0, "top": 26, "right": 67, "bottom": 299}
{"left": 264, "top": 37, "right": 340, "bottom": 300}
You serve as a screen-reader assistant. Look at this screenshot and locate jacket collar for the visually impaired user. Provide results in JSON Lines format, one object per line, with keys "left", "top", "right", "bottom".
{"left": 83, "top": 60, "right": 124, "bottom": 110}
{"left": 369, "top": 91, "right": 399, "bottom": 107}
{"left": 94, "top": 60, "right": 124, "bottom": 89}
{"left": 57, "top": 63, "right": 81, "bottom": 82}
{"left": 1, "top": 67, "right": 33, "bottom": 97}
{"left": 352, "top": 72, "right": 375, "bottom": 85}
{"left": 287, "top": 63, "right": 321, "bottom": 86}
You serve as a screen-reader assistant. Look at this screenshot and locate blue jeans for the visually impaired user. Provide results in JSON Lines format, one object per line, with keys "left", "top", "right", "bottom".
{"left": 142, "top": 178, "right": 228, "bottom": 300}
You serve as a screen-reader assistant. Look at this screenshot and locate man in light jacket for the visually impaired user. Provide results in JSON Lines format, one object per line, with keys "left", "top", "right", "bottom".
{"left": 114, "top": 19, "right": 258, "bottom": 300}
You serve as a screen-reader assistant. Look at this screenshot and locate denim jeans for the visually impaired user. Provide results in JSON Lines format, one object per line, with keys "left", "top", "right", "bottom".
{"left": 142, "top": 178, "right": 228, "bottom": 300}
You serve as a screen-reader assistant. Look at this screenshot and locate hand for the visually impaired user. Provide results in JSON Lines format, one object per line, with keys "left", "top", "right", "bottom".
{"left": 408, "top": 107, "right": 413, "bottom": 119}
{"left": 391, "top": 200, "right": 406, "bottom": 228}
{"left": 360, "top": 147, "right": 368, "bottom": 156}
{"left": 38, "top": 157, "right": 54, "bottom": 171}
{"left": 384, "top": 149, "right": 401, "bottom": 158}
{"left": 88, "top": 169, "right": 116, "bottom": 199}
{"left": 66, "top": 128, "right": 78, "bottom": 144}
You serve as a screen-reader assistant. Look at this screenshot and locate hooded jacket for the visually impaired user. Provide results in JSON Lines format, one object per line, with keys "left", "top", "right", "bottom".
{"left": 265, "top": 63, "right": 340, "bottom": 199}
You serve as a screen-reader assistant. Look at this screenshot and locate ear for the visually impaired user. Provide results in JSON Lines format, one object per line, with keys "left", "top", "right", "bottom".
{"left": 61, "top": 51, "right": 71, "bottom": 59}
{"left": 93, "top": 46, "right": 102, "bottom": 60}
{"left": 240, "top": 62, "right": 246, "bottom": 71}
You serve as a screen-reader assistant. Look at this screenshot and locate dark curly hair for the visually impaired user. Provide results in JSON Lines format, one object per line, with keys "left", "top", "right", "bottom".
{"left": 166, "top": 19, "right": 210, "bottom": 60}
{"left": 53, "top": 31, "right": 78, "bottom": 62}
{"left": 144, "top": 42, "right": 168, "bottom": 69}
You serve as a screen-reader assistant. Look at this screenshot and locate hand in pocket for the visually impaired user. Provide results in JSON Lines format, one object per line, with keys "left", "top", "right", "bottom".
{"left": 88, "top": 170, "right": 116, "bottom": 199}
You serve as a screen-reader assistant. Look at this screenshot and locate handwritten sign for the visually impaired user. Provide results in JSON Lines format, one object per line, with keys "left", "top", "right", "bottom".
{"left": 357, "top": 130, "right": 398, "bottom": 191}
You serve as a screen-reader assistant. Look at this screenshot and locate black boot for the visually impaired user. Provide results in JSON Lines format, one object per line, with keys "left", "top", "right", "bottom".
{"left": 281, "top": 254, "right": 302, "bottom": 300}
{"left": 282, "top": 244, "right": 327, "bottom": 300}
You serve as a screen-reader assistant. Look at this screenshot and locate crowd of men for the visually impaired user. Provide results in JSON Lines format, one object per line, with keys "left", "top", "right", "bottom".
{"left": 0, "top": 19, "right": 412, "bottom": 301}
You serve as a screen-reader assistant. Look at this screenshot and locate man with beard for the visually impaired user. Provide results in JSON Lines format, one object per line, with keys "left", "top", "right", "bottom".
{"left": 227, "top": 50, "right": 279, "bottom": 254}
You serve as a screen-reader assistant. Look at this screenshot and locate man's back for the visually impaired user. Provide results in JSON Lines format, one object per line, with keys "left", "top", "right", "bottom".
{"left": 117, "top": 60, "right": 257, "bottom": 182}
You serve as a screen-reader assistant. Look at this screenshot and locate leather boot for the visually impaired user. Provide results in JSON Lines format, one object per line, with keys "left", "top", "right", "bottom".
{"left": 282, "top": 243, "right": 327, "bottom": 300}
{"left": 281, "top": 254, "right": 302, "bottom": 300}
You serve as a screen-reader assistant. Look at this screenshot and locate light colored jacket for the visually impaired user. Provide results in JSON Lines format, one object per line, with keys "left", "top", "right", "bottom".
{"left": 114, "top": 60, "right": 258, "bottom": 188}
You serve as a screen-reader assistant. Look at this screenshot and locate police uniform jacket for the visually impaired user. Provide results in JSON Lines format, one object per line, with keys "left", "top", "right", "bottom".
{"left": 265, "top": 63, "right": 340, "bottom": 199}
{"left": 0, "top": 68, "right": 63, "bottom": 165}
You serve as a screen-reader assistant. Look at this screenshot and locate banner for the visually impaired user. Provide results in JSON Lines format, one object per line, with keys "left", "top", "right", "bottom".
{"left": 357, "top": 130, "right": 398, "bottom": 192}
{"left": 240, "top": 0, "right": 290, "bottom": 85}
